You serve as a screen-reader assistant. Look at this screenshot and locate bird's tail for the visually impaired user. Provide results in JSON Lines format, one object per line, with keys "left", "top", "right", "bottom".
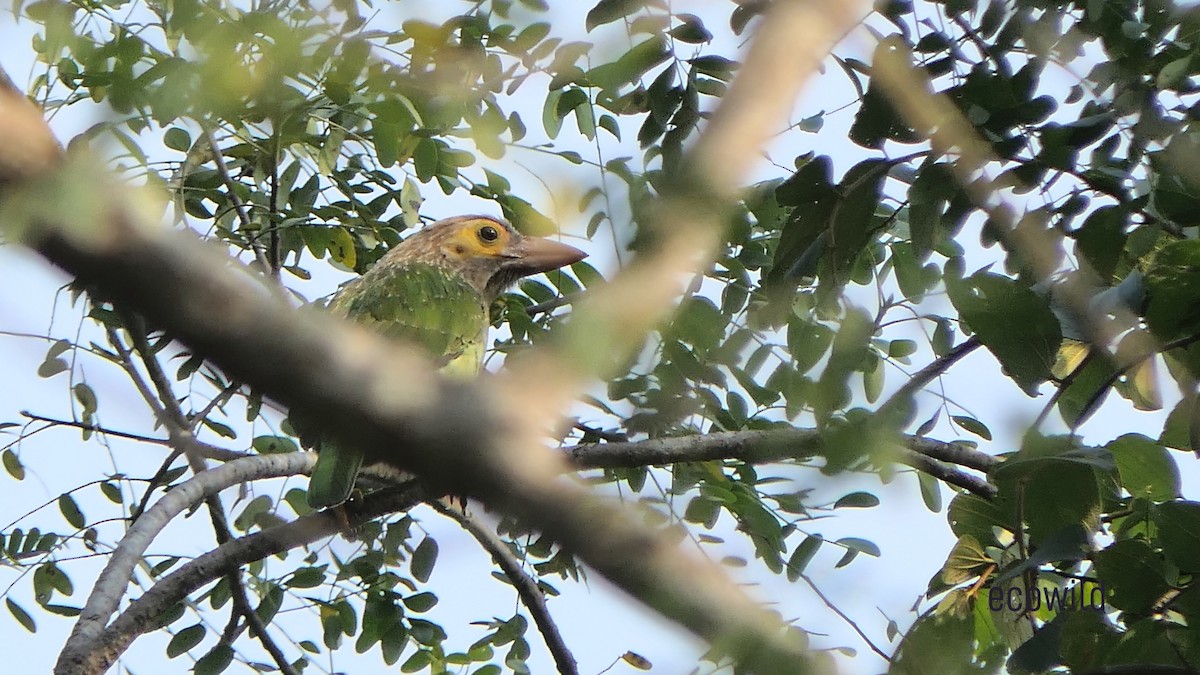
{"left": 306, "top": 437, "right": 363, "bottom": 509}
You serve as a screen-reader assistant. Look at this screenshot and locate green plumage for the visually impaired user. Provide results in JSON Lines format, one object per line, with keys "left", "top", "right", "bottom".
{"left": 302, "top": 214, "right": 586, "bottom": 510}
{"left": 332, "top": 263, "right": 488, "bottom": 373}
{"left": 306, "top": 262, "right": 488, "bottom": 509}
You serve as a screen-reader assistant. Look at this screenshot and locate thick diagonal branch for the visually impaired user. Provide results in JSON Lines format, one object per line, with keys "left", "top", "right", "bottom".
{"left": 2, "top": 2, "right": 860, "bottom": 673}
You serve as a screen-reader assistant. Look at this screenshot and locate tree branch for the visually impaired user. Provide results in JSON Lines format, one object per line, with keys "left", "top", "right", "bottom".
{"left": 58, "top": 453, "right": 315, "bottom": 673}
{"left": 876, "top": 337, "right": 982, "bottom": 420}
{"left": 434, "top": 501, "right": 579, "bottom": 675}
{"left": 567, "top": 429, "right": 998, "bottom": 497}
{"left": 76, "top": 482, "right": 428, "bottom": 675}
{"left": 200, "top": 123, "right": 275, "bottom": 276}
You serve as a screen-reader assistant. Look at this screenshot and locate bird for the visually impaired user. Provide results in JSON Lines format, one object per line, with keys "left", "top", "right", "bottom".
{"left": 305, "top": 214, "right": 587, "bottom": 509}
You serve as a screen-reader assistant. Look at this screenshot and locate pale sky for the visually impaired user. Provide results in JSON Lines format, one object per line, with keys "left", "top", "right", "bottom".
{"left": 1, "top": 4, "right": 1196, "bottom": 675}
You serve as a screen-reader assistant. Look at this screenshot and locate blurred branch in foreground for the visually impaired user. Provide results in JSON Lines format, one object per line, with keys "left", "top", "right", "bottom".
{"left": 0, "top": 1, "right": 868, "bottom": 673}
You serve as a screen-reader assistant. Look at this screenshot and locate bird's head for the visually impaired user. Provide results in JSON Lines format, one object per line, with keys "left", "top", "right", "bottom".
{"left": 386, "top": 215, "right": 588, "bottom": 300}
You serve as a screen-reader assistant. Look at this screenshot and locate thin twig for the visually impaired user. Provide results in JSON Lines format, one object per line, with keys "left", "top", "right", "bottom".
{"left": 893, "top": 447, "right": 996, "bottom": 498}
{"left": 525, "top": 295, "right": 578, "bottom": 317}
{"left": 434, "top": 501, "right": 579, "bottom": 675}
{"left": 1033, "top": 344, "right": 1097, "bottom": 428}
{"left": 200, "top": 124, "right": 274, "bottom": 275}
{"left": 189, "top": 379, "right": 243, "bottom": 429}
{"left": 572, "top": 421, "right": 628, "bottom": 443}
{"left": 19, "top": 410, "right": 248, "bottom": 461}
{"left": 129, "top": 447, "right": 185, "bottom": 522}
{"left": 267, "top": 132, "right": 281, "bottom": 278}
{"left": 800, "top": 573, "right": 890, "bottom": 661}
{"left": 20, "top": 411, "right": 168, "bottom": 446}
{"left": 876, "top": 337, "right": 982, "bottom": 420}
{"left": 1067, "top": 330, "right": 1200, "bottom": 433}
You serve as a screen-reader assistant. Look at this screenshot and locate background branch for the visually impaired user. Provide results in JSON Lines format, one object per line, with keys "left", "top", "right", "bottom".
{"left": 58, "top": 453, "right": 315, "bottom": 673}
{"left": 434, "top": 501, "right": 579, "bottom": 675}
{"left": 568, "top": 429, "right": 997, "bottom": 497}
{"left": 71, "top": 483, "right": 428, "bottom": 675}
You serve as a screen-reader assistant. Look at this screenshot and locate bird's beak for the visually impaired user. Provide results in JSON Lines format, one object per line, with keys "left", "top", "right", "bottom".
{"left": 506, "top": 236, "right": 588, "bottom": 275}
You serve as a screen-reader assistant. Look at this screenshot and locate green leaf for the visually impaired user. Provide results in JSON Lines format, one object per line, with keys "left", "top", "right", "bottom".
{"left": 941, "top": 535, "right": 990, "bottom": 586}
{"left": 413, "top": 138, "right": 439, "bottom": 183}
{"left": 993, "top": 525, "right": 1089, "bottom": 584}
{"left": 72, "top": 383, "right": 97, "bottom": 417}
{"left": 888, "top": 339, "right": 918, "bottom": 358}
{"left": 404, "top": 591, "right": 437, "bottom": 613}
{"left": 849, "top": 80, "right": 920, "bottom": 148}
{"left": 684, "top": 496, "right": 720, "bottom": 528}
{"left": 100, "top": 481, "right": 122, "bottom": 503}
{"left": 834, "top": 492, "right": 880, "bottom": 509}
{"left": 669, "top": 14, "right": 712, "bottom": 43}
{"left": 252, "top": 435, "right": 298, "bottom": 454}
{"left": 917, "top": 472, "right": 943, "bottom": 512}
{"left": 1009, "top": 462, "right": 1102, "bottom": 546}
{"left": 690, "top": 55, "right": 737, "bottom": 81}
{"left": 1093, "top": 538, "right": 1169, "bottom": 613}
{"left": 787, "top": 318, "right": 834, "bottom": 374}
{"left": 167, "top": 623, "right": 206, "bottom": 658}
{"left": 786, "top": 535, "right": 822, "bottom": 581}
{"left": 730, "top": 0, "right": 768, "bottom": 34}
{"left": 950, "top": 415, "right": 992, "bottom": 441}
{"left": 498, "top": 194, "right": 556, "bottom": 237}
{"left": 164, "top": 127, "right": 192, "bottom": 152}
{"left": 411, "top": 536, "right": 438, "bottom": 583}
{"left": 1159, "top": 55, "right": 1194, "bottom": 90}
{"left": 1153, "top": 501, "right": 1200, "bottom": 572}
{"left": 193, "top": 643, "right": 234, "bottom": 675}
{"left": 891, "top": 611, "right": 976, "bottom": 674}
{"left": 37, "top": 356, "right": 69, "bottom": 379}
{"left": 1055, "top": 350, "right": 1118, "bottom": 427}
{"left": 1145, "top": 240, "right": 1200, "bottom": 345}
{"left": 1072, "top": 206, "right": 1127, "bottom": 281}
{"left": 201, "top": 418, "right": 236, "bottom": 439}
{"left": 826, "top": 159, "right": 888, "bottom": 276}
{"left": 401, "top": 649, "right": 433, "bottom": 673}
{"left": 892, "top": 241, "right": 926, "bottom": 300}
{"left": 837, "top": 537, "right": 881, "bottom": 557}
{"left": 3, "top": 450, "right": 25, "bottom": 480}
{"left": 541, "top": 88, "right": 564, "bottom": 139}
{"left": 6, "top": 598, "right": 35, "bottom": 633}
{"left": 812, "top": 307, "right": 873, "bottom": 422}
{"left": 286, "top": 566, "right": 326, "bottom": 589}
{"left": 1108, "top": 434, "right": 1180, "bottom": 501}
{"left": 585, "top": 0, "right": 642, "bottom": 31}
{"left": 946, "top": 272, "right": 1061, "bottom": 393}
{"left": 863, "top": 355, "right": 884, "bottom": 403}
{"left": 587, "top": 37, "right": 669, "bottom": 91}
{"left": 58, "top": 494, "right": 85, "bottom": 529}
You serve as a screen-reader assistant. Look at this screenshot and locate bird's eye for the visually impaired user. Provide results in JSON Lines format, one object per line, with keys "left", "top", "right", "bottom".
{"left": 478, "top": 225, "right": 500, "bottom": 243}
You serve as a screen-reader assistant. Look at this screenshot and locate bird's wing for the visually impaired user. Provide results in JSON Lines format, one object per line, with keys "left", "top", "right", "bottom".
{"left": 307, "top": 263, "right": 489, "bottom": 509}
{"left": 331, "top": 262, "right": 489, "bottom": 372}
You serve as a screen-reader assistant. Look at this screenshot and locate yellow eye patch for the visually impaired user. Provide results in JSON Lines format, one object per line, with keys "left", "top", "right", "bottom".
{"left": 443, "top": 219, "right": 511, "bottom": 259}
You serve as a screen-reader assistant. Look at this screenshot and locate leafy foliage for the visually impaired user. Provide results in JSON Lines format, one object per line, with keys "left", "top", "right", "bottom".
{"left": 5, "top": 0, "right": 1200, "bottom": 672}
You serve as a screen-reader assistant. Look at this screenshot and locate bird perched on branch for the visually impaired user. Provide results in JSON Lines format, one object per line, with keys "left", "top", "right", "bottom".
{"left": 305, "top": 214, "right": 587, "bottom": 509}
